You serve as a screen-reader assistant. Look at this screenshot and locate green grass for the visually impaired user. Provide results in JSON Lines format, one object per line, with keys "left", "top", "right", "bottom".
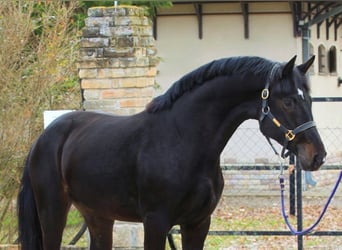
{"left": 62, "top": 208, "right": 88, "bottom": 246}
{"left": 0, "top": 209, "right": 17, "bottom": 243}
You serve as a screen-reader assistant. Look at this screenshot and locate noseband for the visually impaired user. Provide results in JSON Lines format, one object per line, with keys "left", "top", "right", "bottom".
{"left": 259, "top": 80, "right": 316, "bottom": 158}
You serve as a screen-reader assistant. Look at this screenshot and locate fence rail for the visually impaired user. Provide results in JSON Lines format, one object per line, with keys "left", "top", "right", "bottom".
{"left": 168, "top": 98, "right": 342, "bottom": 250}
{"left": 1, "top": 98, "right": 341, "bottom": 249}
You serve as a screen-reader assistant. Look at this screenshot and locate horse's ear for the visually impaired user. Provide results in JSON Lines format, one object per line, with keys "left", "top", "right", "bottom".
{"left": 282, "top": 55, "right": 297, "bottom": 77}
{"left": 297, "top": 56, "right": 315, "bottom": 74}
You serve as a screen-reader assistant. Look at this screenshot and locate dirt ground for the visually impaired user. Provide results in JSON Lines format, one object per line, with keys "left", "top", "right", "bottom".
{"left": 209, "top": 192, "right": 342, "bottom": 250}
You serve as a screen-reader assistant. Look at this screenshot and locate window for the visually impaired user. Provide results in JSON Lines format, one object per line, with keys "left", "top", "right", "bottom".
{"left": 328, "top": 46, "right": 337, "bottom": 74}
{"left": 318, "top": 45, "right": 327, "bottom": 74}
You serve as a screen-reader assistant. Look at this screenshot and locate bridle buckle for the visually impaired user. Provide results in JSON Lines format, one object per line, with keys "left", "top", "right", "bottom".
{"left": 285, "top": 130, "right": 295, "bottom": 141}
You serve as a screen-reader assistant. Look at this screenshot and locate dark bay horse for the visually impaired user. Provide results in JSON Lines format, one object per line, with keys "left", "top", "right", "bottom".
{"left": 18, "top": 56, "right": 326, "bottom": 250}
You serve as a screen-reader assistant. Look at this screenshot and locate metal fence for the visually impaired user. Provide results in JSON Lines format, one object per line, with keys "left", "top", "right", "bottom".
{"left": 200, "top": 164, "right": 340, "bottom": 250}
{"left": 1, "top": 99, "right": 341, "bottom": 250}
{"left": 167, "top": 98, "right": 342, "bottom": 250}
{"left": 64, "top": 98, "right": 341, "bottom": 249}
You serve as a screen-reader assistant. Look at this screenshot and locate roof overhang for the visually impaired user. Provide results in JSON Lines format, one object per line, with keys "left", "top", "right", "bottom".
{"left": 153, "top": 1, "right": 342, "bottom": 40}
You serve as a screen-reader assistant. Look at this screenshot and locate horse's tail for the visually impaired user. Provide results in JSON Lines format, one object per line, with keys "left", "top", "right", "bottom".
{"left": 17, "top": 148, "right": 43, "bottom": 250}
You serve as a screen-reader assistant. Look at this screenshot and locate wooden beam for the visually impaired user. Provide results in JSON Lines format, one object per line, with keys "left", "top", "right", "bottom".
{"left": 326, "top": 15, "right": 337, "bottom": 40}
{"left": 153, "top": 7, "right": 158, "bottom": 40}
{"left": 316, "top": 21, "right": 322, "bottom": 39}
{"left": 334, "top": 18, "right": 342, "bottom": 41}
{"left": 194, "top": 3, "right": 203, "bottom": 39}
{"left": 241, "top": 2, "right": 249, "bottom": 39}
{"left": 290, "top": 1, "right": 302, "bottom": 37}
{"left": 308, "top": 3, "right": 342, "bottom": 27}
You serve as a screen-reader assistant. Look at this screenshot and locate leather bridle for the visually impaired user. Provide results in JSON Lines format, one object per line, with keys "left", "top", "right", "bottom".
{"left": 259, "top": 80, "right": 316, "bottom": 158}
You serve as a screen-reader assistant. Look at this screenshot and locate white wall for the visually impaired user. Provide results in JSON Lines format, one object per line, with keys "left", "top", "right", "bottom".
{"left": 308, "top": 19, "right": 342, "bottom": 130}
{"left": 155, "top": 14, "right": 297, "bottom": 94}
{"left": 154, "top": 4, "right": 342, "bottom": 164}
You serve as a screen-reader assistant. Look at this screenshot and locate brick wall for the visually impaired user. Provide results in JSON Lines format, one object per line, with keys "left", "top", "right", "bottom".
{"left": 78, "top": 6, "right": 158, "bottom": 115}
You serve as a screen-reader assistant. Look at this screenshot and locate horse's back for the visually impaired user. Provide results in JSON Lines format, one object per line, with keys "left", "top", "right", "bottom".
{"left": 43, "top": 111, "right": 144, "bottom": 147}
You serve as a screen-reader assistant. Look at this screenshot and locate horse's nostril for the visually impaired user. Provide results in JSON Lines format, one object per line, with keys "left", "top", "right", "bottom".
{"left": 313, "top": 153, "right": 325, "bottom": 168}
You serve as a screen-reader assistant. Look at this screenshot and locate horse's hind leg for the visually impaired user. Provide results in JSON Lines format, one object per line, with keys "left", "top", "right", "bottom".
{"left": 32, "top": 179, "right": 71, "bottom": 249}
{"left": 83, "top": 214, "right": 114, "bottom": 250}
{"left": 180, "top": 216, "right": 211, "bottom": 250}
{"left": 30, "top": 151, "right": 71, "bottom": 249}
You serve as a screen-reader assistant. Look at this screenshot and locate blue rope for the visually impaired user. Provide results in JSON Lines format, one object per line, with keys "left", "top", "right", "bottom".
{"left": 279, "top": 171, "right": 342, "bottom": 236}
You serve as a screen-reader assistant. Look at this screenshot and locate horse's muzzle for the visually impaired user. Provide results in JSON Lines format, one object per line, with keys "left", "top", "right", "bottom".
{"left": 297, "top": 143, "right": 327, "bottom": 171}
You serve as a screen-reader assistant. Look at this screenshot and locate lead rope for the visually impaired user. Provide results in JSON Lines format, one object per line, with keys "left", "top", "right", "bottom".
{"left": 260, "top": 73, "right": 342, "bottom": 235}
{"left": 279, "top": 168, "right": 342, "bottom": 235}
{"left": 265, "top": 137, "right": 342, "bottom": 235}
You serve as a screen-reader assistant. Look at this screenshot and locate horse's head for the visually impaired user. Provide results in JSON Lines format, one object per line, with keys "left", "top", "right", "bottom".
{"left": 259, "top": 56, "right": 326, "bottom": 171}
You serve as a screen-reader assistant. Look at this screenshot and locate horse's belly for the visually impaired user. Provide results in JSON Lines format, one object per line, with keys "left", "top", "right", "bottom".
{"left": 71, "top": 190, "right": 142, "bottom": 222}
{"left": 75, "top": 201, "right": 142, "bottom": 222}
{"left": 66, "top": 172, "right": 142, "bottom": 222}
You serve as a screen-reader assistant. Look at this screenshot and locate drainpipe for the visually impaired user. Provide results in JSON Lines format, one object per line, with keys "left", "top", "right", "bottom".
{"left": 301, "top": 23, "right": 310, "bottom": 62}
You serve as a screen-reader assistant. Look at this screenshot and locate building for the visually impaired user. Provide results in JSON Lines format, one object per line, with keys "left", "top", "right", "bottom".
{"left": 154, "top": 1, "right": 342, "bottom": 165}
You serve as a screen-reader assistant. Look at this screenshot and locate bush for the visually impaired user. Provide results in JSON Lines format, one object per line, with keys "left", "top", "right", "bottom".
{"left": 0, "top": 0, "right": 81, "bottom": 242}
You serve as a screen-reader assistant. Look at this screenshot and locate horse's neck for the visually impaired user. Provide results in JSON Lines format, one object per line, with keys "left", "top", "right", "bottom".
{"left": 172, "top": 75, "right": 263, "bottom": 153}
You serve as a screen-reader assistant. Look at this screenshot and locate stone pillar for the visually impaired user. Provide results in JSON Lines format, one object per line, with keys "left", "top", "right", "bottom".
{"left": 78, "top": 6, "right": 158, "bottom": 115}
{"left": 77, "top": 6, "right": 158, "bottom": 249}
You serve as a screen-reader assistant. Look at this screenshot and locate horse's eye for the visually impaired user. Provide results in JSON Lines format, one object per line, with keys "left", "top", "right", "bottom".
{"left": 283, "top": 98, "right": 294, "bottom": 109}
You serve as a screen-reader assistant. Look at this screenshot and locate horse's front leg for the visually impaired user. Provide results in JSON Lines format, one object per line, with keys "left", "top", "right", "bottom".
{"left": 83, "top": 214, "right": 114, "bottom": 250}
{"left": 143, "top": 212, "right": 172, "bottom": 250}
{"left": 180, "top": 216, "right": 211, "bottom": 250}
